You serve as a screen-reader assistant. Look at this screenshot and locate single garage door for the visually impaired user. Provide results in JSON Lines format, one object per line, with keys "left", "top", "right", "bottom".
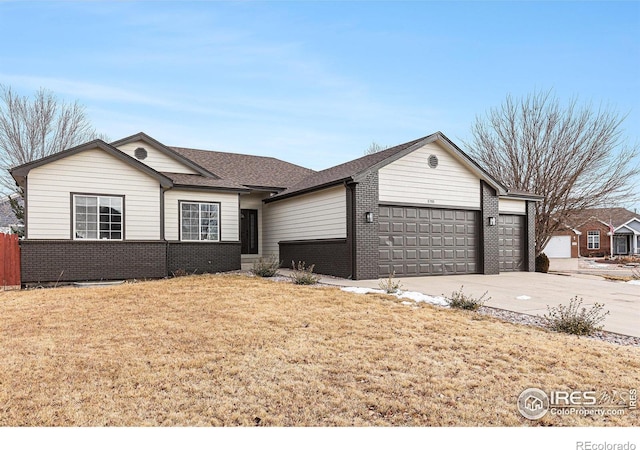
{"left": 378, "top": 206, "right": 478, "bottom": 277}
{"left": 543, "top": 235, "right": 572, "bottom": 258}
{"left": 498, "top": 215, "right": 525, "bottom": 271}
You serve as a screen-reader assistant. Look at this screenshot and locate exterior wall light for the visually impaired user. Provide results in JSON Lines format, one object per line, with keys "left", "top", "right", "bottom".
{"left": 365, "top": 212, "right": 374, "bottom": 223}
{"left": 488, "top": 217, "right": 497, "bottom": 226}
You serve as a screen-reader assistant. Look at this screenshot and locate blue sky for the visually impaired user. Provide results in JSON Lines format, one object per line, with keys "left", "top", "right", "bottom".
{"left": 1, "top": 1, "right": 639, "bottom": 209}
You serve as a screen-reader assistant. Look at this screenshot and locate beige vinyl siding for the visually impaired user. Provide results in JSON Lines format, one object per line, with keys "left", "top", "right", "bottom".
{"left": 116, "top": 140, "right": 199, "bottom": 174}
{"left": 27, "top": 148, "right": 161, "bottom": 239}
{"left": 164, "top": 190, "right": 239, "bottom": 242}
{"left": 499, "top": 198, "right": 527, "bottom": 214}
{"left": 262, "top": 185, "right": 346, "bottom": 258}
{"left": 379, "top": 141, "right": 481, "bottom": 209}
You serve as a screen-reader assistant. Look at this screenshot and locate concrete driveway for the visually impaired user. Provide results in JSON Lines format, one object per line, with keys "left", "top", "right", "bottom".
{"left": 318, "top": 271, "right": 639, "bottom": 337}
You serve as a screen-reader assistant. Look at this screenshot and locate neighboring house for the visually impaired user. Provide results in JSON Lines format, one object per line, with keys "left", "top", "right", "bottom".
{"left": 544, "top": 207, "right": 640, "bottom": 258}
{"left": 10, "top": 131, "right": 541, "bottom": 283}
{"left": 0, "top": 194, "right": 23, "bottom": 234}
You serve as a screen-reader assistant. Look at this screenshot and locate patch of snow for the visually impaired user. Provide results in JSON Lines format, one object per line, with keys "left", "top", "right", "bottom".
{"left": 396, "top": 290, "right": 449, "bottom": 306}
{"left": 516, "top": 295, "right": 531, "bottom": 300}
{"left": 627, "top": 280, "right": 640, "bottom": 285}
{"left": 401, "top": 301, "right": 414, "bottom": 306}
{"left": 341, "top": 286, "right": 448, "bottom": 307}
{"left": 340, "top": 286, "right": 385, "bottom": 295}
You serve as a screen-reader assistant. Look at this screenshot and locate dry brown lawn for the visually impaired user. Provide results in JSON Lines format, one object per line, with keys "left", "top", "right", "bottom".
{"left": 0, "top": 274, "right": 638, "bottom": 426}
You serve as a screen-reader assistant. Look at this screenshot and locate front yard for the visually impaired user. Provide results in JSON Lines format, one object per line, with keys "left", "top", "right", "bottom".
{"left": 0, "top": 274, "right": 638, "bottom": 426}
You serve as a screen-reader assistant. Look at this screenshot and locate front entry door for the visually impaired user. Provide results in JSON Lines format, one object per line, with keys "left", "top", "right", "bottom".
{"left": 614, "top": 235, "right": 628, "bottom": 255}
{"left": 241, "top": 209, "right": 258, "bottom": 254}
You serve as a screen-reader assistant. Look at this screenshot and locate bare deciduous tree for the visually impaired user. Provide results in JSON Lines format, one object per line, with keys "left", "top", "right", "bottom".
{"left": 0, "top": 84, "right": 104, "bottom": 193}
{"left": 465, "top": 89, "right": 639, "bottom": 255}
{"left": 364, "top": 141, "right": 389, "bottom": 155}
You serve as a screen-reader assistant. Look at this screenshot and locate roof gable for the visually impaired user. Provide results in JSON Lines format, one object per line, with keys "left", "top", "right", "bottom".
{"left": 10, "top": 140, "right": 173, "bottom": 189}
{"left": 267, "top": 132, "right": 508, "bottom": 202}
{"left": 110, "top": 133, "right": 218, "bottom": 179}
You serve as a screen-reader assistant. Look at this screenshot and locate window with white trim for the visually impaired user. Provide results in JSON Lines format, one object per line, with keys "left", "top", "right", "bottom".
{"left": 74, "top": 195, "right": 123, "bottom": 240}
{"left": 180, "top": 201, "right": 220, "bottom": 241}
{"left": 587, "top": 230, "right": 600, "bottom": 249}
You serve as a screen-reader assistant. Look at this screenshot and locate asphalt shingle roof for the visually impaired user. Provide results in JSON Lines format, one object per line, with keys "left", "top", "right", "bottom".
{"left": 564, "top": 207, "right": 640, "bottom": 228}
{"left": 170, "top": 147, "right": 315, "bottom": 190}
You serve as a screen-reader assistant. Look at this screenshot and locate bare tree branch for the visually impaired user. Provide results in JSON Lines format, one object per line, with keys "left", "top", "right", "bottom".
{"left": 465, "top": 89, "right": 639, "bottom": 255}
{"left": 0, "top": 84, "right": 105, "bottom": 193}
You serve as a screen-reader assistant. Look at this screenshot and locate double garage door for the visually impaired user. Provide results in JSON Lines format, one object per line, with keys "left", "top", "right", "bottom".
{"left": 378, "top": 206, "right": 526, "bottom": 277}
{"left": 378, "top": 206, "right": 478, "bottom": 276}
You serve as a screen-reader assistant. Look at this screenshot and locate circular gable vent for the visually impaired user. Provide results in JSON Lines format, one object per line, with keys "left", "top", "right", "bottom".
{"left": 428, "top": 154, "right": 439, "bottom": 169}
{"left": 134, "top": 147, "right": 148, "bottom": 160}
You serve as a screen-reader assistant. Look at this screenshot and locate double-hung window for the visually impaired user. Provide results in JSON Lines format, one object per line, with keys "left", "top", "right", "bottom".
{"left": 74, "top": 194, "right": 123, "bottom": 240}
{"left": 587, "top": 230, "right": 600, "bottom": 249}
{"left": 180, "top": 201, "right": 220, "bottom": 241}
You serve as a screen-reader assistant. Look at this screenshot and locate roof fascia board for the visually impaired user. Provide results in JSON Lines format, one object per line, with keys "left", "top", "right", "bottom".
{"left": 500, "top": 192, "right": 544, "bottom": 201}
{"left": 11, "top": 140, "right": 174, "bottom": 188}
{"left": 110, "top": 132, "right": 219, "bottom": 179}
{"left": 263, "top": 179, "right": 349, "bottom": 203}
{"left": 171, "top": 184, "right": 250, "bottom": 193}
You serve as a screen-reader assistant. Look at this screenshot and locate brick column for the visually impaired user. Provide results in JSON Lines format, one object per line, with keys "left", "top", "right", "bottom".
{"left": 353, "top": 171, "right": 379, "bottom": 280}
{"left": 526, "top": 201, "right": 536, "bottom": 271}
{"left": 481, "top": 182, "right": 499, "bottom": 274}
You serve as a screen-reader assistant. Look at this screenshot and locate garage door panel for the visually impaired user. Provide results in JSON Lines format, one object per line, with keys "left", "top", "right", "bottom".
{"left": 379, "top": 206, "right": 479, "bottom": 277}
{"left": 544, "top": 236, "right": 572, "bottom": 258}
{"left": 498, "top": 214, "right": 525, "bottom": 272}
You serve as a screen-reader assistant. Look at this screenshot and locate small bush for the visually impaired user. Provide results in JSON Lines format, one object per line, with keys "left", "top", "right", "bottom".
{"left": 290, "top": 261, "right": 320, "bottom": 285}
{"left": 250, "top": 254, "right": 281, "bottom": 277}
{"left": 542, "top": 296, "right": 610, "bottom": 336}
{"left": 536, "top": 252, "right": 550, "bottom": 273}
{"left": 446, "top": 286, "right": 490, "bottom": 311}
{"left": 172, "top": 268, "right": 188, "bottom": 278}
{"left": 379, "top": 271, "right": 402, "bottom": 294}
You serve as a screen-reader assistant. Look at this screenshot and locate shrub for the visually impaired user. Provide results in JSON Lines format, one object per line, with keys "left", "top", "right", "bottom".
{"left": 445, "top": 286, "right": 490, "bottom": 311}
{"left": 379, "top": 271, "right": 402, "bottom": 294}
{"left": 172, "top": 268, "right": 188, "bottom": 278}
{"left": 542, "top": 296, "right": 609, "bottom": 336}
{"left": 536, "top": 252, "right": 550, "bottom": 273}
{"left": 290, "top": 261, "right": 320, "bottom": 285}
{"left": 250, "top": 254, "right": 281, "bottom": 277}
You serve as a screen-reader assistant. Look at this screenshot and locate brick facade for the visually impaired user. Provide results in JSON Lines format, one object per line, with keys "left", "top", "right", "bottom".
{"left": 480, "top": 182, "right": 500, "bottom": 275}
{"left": 279, "top": 239, "right": 351, "bottom": 279}
{"left": 20, "top": 240, "right": 241, "bottom": 283}
{"left": 578, "top": 220, "right": 611, "bottom": 257}
{"left": 20, "top": 240, "right": 167, "bottom": 283}
{"left": 167, "top": 242, "right": 241, "bottom": 275}
{"left": 353, "top": 171, "right": 379, "bottom": 280}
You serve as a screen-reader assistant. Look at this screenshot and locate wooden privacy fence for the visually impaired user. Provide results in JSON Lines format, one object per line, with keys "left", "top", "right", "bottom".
{"left": 1, "top": 233, "right": 20, "bottom": 290}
